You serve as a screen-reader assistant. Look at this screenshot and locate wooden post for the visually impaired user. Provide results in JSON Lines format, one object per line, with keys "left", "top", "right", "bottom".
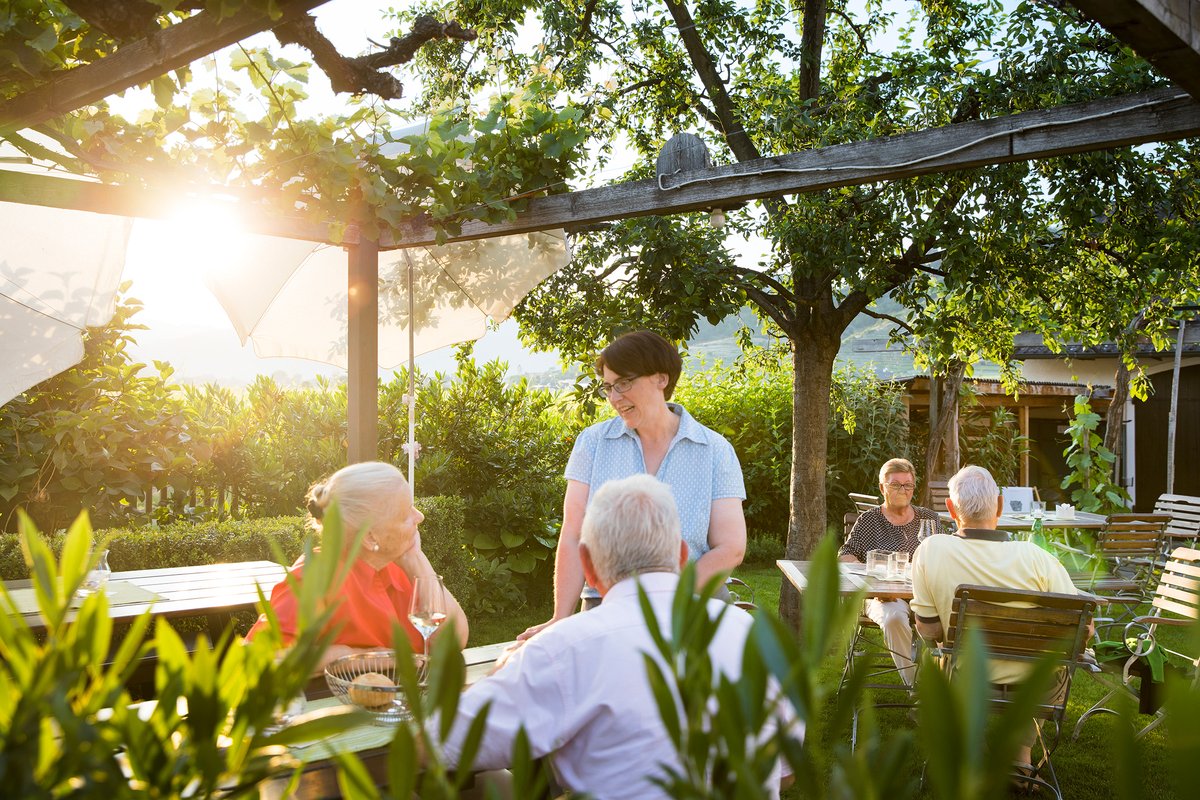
{"left": 347, "top": 239, "right": 379, "bottom": 464}
{"left": 1019, "top": 405, "right": 1031, "bottom": 486}
{"left": 1166, "top": 319, "right": 1186, "bottom": 493}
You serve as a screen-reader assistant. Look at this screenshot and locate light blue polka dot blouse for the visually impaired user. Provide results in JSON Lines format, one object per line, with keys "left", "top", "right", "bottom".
{"left": 565, "top": 402, "right": 746, "bottom": 569}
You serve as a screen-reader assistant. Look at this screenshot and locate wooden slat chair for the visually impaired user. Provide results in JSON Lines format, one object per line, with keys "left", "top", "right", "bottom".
{"left": 1059, "top": 514, "right": 1169, "bottom": 620}
{"left": 849, "top": 492, "right": 880, "bottom": 514}
{"left": 927, "top": 480, "right": 950, "bottom": 511}
{"left": 1152, "top": 493, "right": 1200, "bottom": 552}
{"left": 1073, "top": 546, "right": 1200, "bottom": 741}
{"left": 932, "top": 585, "right": 1099, "bottom": 800}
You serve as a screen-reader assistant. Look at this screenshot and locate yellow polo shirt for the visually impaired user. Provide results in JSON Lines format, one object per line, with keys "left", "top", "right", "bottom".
{"left": 910, "top": 528, "right": 1078, "bottom": 685}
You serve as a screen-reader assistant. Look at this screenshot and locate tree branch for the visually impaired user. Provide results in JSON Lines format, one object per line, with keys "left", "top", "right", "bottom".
{"left": 663, "top": 0, "right": 759, "bottom": 162}
{"left": 745, "top": 284, "right": 793, "bottom": 333}
{"left": 728, "top": 264, "right": 797, "bottom": 307}
{"left": 861, "top": 307, "right": 913, "bottom": 334}
{"left": 273, "top": 13, "right": 476, "bottom": 98}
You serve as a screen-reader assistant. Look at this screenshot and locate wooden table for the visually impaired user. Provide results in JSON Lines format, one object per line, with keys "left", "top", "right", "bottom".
{"left": 7, "top": 560, "right": 287, "bottom": 639}
{"left": 778, "top": 559, "right": 1112, "bottom": 603}
{"left": 937, "top": 510, "right": 1107, "bottom": 531}
{"left": 265, "top": 640, "right": 515, "bottom": 799}
{"left": 937, "top": 510, "right": 1108, "bottom": 531}
{"left": 777, "top": 560, "right": 914, "bottom": 600}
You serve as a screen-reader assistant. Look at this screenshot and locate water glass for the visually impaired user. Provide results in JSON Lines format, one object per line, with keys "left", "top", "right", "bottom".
{"left": 1031, "top": 501, "right": 1046, "bottom": 519}
{"left": 888, "top": 551, "right": 910, "bottom": 580}
{"left": 865, "top": 549, "right": 889, "bottom": 578}
{"left": 77, "top": 549, "right": 111, "bottom": 598}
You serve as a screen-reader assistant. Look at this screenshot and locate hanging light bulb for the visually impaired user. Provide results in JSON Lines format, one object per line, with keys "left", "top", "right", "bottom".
{"left": 709, "top": 207, "right": 726, "bottom": 230}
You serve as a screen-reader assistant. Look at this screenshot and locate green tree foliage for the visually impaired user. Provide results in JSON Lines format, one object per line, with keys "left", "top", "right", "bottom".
{"left": 1061, "top": 393, "right": 1131, "bottom": 513}
{"left": 399, "top": 2, "right": 1200, "bottom": 633}
{"left": 0, "top": 293, "right": 194, "bottom": 533}
{"left": 399, "top": 353, "right": 586, "bottom": 608}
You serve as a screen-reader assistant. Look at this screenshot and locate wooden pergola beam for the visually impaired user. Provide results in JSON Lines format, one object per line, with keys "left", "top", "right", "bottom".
{"left": 6, "top": 88, "right": 1197, "bottom": 253}
{"left": 0, "top": 168, "right": 348, "bottom": 243}
{"left": 1067, "top": 1, "right": 1200, "bottom": 101}
{"left": 380, "top": 86, "right": 1200, "bottom": 248}
{"left": 0, "top": 0, "right": 331, "bottom": 133}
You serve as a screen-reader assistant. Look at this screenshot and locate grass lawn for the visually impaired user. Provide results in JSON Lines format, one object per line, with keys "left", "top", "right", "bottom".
{"left": 469, "top": 562, "right": 1181, "bottom": 798}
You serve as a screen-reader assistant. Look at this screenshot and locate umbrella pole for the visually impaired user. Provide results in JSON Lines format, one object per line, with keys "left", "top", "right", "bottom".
{"left": 406, "top": 252, "right": 416, "bottom": 492}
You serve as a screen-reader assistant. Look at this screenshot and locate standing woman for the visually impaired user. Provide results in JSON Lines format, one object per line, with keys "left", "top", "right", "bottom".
{"left": 248, "top": 461, "right": 468, "bottom": 672}
{"left": 520, "top": 331, "right": 746, "bottom": 640}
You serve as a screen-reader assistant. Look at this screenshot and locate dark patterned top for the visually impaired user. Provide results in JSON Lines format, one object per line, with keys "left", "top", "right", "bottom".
{"left": 839, "top": 505, "right": 947, "bottom": 561}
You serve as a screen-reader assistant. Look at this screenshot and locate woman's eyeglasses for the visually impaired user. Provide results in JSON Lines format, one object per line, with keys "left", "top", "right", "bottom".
{"left": 596, "top": 375, "right": 641, "bottom": 398}
{"left": 885, "top": 482, "right": 915, "bottom": 492}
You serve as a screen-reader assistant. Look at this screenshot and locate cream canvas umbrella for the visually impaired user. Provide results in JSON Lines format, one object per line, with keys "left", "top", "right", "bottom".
{"left": 204, "top": 228, "right": 570, "bottom": 487}
{"left": 0, "top": 199, "right": 132, "bottom": 404}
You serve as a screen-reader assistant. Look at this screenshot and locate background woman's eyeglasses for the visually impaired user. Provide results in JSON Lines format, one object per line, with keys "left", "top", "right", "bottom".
{"left": 885, "top": 482, "right": 915, "bottom": 491}
{"left": 596, "top": 375, "right": 641, "bottom": 398}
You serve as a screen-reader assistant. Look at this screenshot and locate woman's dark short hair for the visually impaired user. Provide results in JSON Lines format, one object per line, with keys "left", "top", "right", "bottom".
{"left": 595, "top": 331, "right": 683, "bottom": 400}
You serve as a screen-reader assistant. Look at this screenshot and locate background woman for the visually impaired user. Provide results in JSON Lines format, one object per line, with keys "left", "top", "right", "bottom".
{"left": 247, "top": 461, "right": 468, "bottom": 671}
{"left": 520, "top": 330, "right": 746, "bottom": 640}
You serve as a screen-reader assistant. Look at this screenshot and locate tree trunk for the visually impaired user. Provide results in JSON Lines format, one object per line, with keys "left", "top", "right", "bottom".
{"left": 1102, "top": 357, "right": 1130, "bottom": 465}
{"left": 923, "top": 359, "right": 966, "bottom": 504}
{"left": 779, "top": 326, "right": 842, "bottom": 626}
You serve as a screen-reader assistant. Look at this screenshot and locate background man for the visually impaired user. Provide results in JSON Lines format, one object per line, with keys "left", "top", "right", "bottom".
{"left": 840, "top": 457, "right": 944, "bottom": 685}
{"left": 910, "top": 464, "right": 1088, "bottom": 769}
{"left": 437, "top": 474, "right": 795, "bottom": 799}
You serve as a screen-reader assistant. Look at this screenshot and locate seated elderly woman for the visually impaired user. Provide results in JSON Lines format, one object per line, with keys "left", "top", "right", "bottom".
{"left": 247, "top": 461, "right": 468, "bottom": 671}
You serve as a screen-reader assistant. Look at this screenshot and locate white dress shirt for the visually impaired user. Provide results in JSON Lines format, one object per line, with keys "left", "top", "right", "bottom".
{"left": 437, "top": 571, "right": 795, "bottom": 799}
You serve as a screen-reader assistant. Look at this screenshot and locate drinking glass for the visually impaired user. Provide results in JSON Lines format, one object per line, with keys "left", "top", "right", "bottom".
{"left": 1031, "top": 501, "right": 1046, "bottom": 519}
{"left": 409, "top": 575, "right": 447, "bottom": 679}
{"left": 77, "top": 549, "right": 111, "bottom": 598}
{"left": 917, "top": 519, "right": 937, "bottom": 543}
{"left": 888, "top": 551, "right": 910, "bottom": 580}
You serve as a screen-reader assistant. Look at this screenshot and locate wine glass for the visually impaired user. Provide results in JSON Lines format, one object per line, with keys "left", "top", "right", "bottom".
{"left": 917, "top": 519, "right": 937, "bottom": 543}
{"left": 408, "top": 575, "right": 447, "bottom": 680}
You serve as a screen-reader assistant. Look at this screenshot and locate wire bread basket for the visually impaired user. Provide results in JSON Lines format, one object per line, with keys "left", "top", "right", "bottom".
{"left": 324, "top": 650, "right": 421, "bottom": 725}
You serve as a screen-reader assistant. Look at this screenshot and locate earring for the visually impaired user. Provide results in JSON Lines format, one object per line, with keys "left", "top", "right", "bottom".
{"left": 369, "top": 541, "right": 380, "bottom": 552}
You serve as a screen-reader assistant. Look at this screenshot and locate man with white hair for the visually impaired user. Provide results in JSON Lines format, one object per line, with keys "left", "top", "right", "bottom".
{"left": 910, "top": 465, "right": 1085, "bottom": 770}
{"left": 437, "top": 474, "right": 796, "bottom": 799}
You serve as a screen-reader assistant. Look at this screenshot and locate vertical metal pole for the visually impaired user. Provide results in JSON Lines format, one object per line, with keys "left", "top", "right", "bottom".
{"left": 347, "top": 239, "right": 379, "bottom": 464}
{"left": 1166, "top": 319, "right": 1186, "bottom": 493}
{"left": 406, "top": 251, "right": 416, "bottom": 491}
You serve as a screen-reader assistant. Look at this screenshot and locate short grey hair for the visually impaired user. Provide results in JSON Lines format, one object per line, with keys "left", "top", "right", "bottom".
{"left": 307, "top": 461, "right": 410, "bottom": 550}
{"left": 948, "top": 465, "right": 999, "bottom": 524}
{"left": 879, "top": 458, "right": 916, "bottom": 484}
{"left": 580, "top": 474, "right": 682, "bottom": 587}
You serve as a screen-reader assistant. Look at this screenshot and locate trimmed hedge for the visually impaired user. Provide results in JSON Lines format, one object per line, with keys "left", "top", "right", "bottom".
{"left": 0, "top": 496, "right": 470, "bottom": 606}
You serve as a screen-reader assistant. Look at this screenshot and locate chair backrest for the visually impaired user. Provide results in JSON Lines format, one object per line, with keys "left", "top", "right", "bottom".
{"left": 944, "top": 585, "right": 1098, "bottom": 671}
{"left": 927, "top": 480, "right": 950, "bottom": 511}
{"left": 1148, "top": 547, "right": 1200, "bottom": 623}
{"left": 1152, "top": 494, "right": 1200, "bottom": 543}
{"left": 1097, "top": 514, "right": 1170, "bottom": 562}
{"left": 844, "top": 511, "right": 860, "bottom": 541}
{"left": 849, "top": 493, "right": 879, "bottom": 514}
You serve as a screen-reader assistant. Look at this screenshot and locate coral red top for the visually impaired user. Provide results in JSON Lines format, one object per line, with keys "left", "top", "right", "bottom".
{"left": 246, "top": 555, "right": 424, "bottom": 653}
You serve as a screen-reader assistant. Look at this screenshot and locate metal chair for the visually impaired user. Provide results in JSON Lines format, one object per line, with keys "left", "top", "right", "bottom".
{"left": 849, "top": 492, "right": 880, "bottom": 513}
{"left": 1073, "top": 546, "right": 1200, "bottom": 741}
{"left": 932, "top": 584, "right": 1099, "bottom": 800}
{"left": 839, "top": 509, "right": 916, "bottom": 748}
{"left": 724, "top": 576, "right": 757, "bottom": 611}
